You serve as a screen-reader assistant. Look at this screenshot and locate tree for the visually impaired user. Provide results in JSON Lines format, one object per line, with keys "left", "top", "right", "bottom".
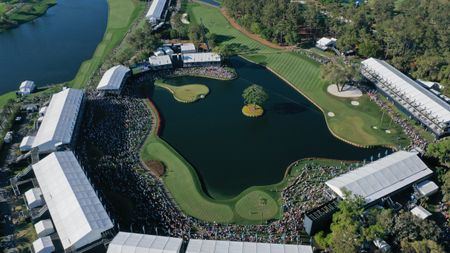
{"left": 321, "top": 62, "right": 360, "bottom": 92}
{"left": 426, "top": 137, "right": 450, "bottom": 165}
{"left": 392, "top": 211, "right": 442, "bottom": 243}
{"left": 400, "top": 240, "right": 445, "bottom": 253}
{"left": 213, "top": 44, "right": 235, "bottom": 60}
{"left": 242, "top": 84, "right": 269, "bottom": 107}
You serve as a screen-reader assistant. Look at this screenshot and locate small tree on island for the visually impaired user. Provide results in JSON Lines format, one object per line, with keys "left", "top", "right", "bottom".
{"left": 242, "top": 84, "right": 269, "bottom": 107}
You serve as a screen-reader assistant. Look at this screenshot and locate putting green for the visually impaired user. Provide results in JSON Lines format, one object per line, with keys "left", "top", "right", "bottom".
{"left": 155, "top": 80, "right": 209, "bottom": 103}
{"left": 234, "top": 190, "right": 279, "bottom": 221}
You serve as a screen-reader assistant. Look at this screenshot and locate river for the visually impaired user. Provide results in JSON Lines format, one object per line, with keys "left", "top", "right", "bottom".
{"left": 0, "top": 0, "right": 108, "bottom": 95}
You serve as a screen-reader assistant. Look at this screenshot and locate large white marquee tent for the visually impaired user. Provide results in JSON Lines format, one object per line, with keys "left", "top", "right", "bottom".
{"left": 97, "top": 65, "right": 130, "bottom": 92}
{"left": 325, "top": 151, "right": 433, "bottom": 205}
{"left": 146, "top": 0, "right": 167, "bottom": 24}
{"left": 32, "top": 88, "right": 84, "bottom": 153}
{"left": 361, "top": 58, "right": 450, "bottom": 136}
{"left": 107, "top": 232, "right": 183, "bottom": 253}
{"left": 33, "top": 151, "right": 113, "bottom": 250}
{"left": 186, "top": 239, "right": 314, "bottom": 253}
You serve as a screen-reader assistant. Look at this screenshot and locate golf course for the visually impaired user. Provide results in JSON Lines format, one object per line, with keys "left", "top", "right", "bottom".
{"left": 155, "top": 80, "right": 209, "bottom": 103}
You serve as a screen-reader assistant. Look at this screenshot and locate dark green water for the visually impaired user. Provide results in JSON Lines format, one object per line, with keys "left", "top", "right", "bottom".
{"left": 0, "top": 0, "right": 107, "bottom": 94}
{"left": 149, "top": 57, "right": 387, "bottom": 199}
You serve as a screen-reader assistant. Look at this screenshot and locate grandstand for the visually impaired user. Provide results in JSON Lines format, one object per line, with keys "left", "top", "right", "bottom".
{"left": 182, "top": 53, "right": 221, "bottom": 67}
{"left": 186, "top": 239, "right": 314, "bottom": 253}
{"left": 361, "top": 58, "right": 450, "bottom": 137}
{"left": 31, "top": 88, "right": 84, "bottom": 153}
{"left": 107, "top": 232, "right": 183, "bottom": 253}
{"left": 149, "top": 55, "right": 173, "bottom": 70}
{"left": 325, "top": 151, "right": 434, "bottom": 206}
{"left": 97, "top": 65, "right": 130, "bottom": 94}
{"left": 32, "top": 151, "right": 114, "bottom": 251}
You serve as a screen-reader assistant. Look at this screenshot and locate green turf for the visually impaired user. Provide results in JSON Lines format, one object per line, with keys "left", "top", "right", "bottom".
{"left": 188, "top": 2, "right": 410, "bottom": 148}
{"left": 68, "top": 0, "right": 145, "bottom": 89}
{"left": 0, "top": 91, "right": 17, "bottom": 109}
{"left": 155, "top": 80, "right": 209, "bottom": 103}
{"left": 234, "top": 190, "right": 279, "bottom": 221}
{"left": 0, "top": 0, "right": 56, "bottom": 31}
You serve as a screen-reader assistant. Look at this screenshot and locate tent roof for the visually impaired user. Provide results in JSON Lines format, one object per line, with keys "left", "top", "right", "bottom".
{"left": 32, "top": 151, "right": 113, "bottom": 250}
{"left": 416, "top": 180, "right": 439, "bottom": 197}
{"left": 32, "top": 236, "right": 54, "bottom": 253}
{"left": 20, "top": 136, "right": 35, "bottom": 148}
{"left": 410, "top": 206, "right": 432, "bottom": 219}
{"left": 182, "top": 53, "right": 221, "bottom": 63}
{"left": 34, "top": 219, "right": 54, "bottom": 234}
{"left": 97, "top": 65, "right": 130, "bottom": 91}
{"left": 32, "top": 88, "right": 84, "bottom": 149}
{"left": 180, "top": 43, "right": 196, "bottom": 52}
{"left": 149, "top": 55, "right": 172, "bottom": 67}
{"left": 107, "top": 232, "right": 183, "bottom": 253}
{"left": 325, "top": 151, "right": 433, "bottom": 204}
{"left": 186, "top": 239, "right": 314, "bottom": 253}
{"left": 25, "top": 188, "right": 42, "bottom": 204}
{"left": 361, "top": 58, "right": 450, "bottom": 124}
{"left": 145, "top": 0, "right": 167, "bottom": 20}
{"left": 20, "top": 80, "right": 35, "bottom": 89}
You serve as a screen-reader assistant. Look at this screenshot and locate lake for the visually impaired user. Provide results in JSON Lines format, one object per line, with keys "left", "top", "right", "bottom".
{"left": 149, "top": 57, "right": 387, "bottom": 199}
{"left": 0, "top": 0, "right": 108, "bottom": 95}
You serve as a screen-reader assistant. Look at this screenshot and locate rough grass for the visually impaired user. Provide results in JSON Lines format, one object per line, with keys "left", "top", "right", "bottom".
{"left": 155, "top": 80, "right": 209, "bottom": 103}
{"left": 69, "top": 0, "right": 145, "bottom": 89}
{"left": 188, "top": 3, "right": 409, "bottom": 148}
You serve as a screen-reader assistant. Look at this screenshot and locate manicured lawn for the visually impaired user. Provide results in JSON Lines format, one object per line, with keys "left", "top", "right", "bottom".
{"left": 69, "top": 0, "right": 145, "bottom": 89}
{"left": 0, "top": 91, "right": 17, "bottom": 109}
{"left": 155, "top": 80, "right": 209, "bottom": 103}
{"left": 188, "top": 3, "right": 409, "bottom": 147}
{"left": 0, "top": 0, "right": 56, "bottom": 31}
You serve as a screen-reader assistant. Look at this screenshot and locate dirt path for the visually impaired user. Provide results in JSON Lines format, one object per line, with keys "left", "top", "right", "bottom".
{"left": 220, "top": 8, "right": 294, "bottom": 51}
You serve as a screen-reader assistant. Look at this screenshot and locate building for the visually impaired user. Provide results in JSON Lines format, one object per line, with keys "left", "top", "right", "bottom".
{"left": 146, "top": 0, "right": 167, "bottom": 25}
{"left": 24, "top": 188, "right": 44, "bottom": 209}
{"left": 303, "top": 199, "right": 339, "bottom": 235}
{"left": 97, "top": 65, "right": 130, "bottom": 94}
{"left": 182, "top": 53, "right": 221, "bottom": 67}
{"left": 163, "top": 46, "right": 175, "bottom": 55}
{"left": 34, "top": 219, "right": 55, "bottom": 237}
{"left": 410, "top": 206, "right": 432, "bottom": 220}
{"left": 180, "top": 43, "right": 196, "bottom": 53}
{"left": 18, "top": 80, "right": 36, "bottom": 96}
{"left": 19, "top": 136, "right": 35, "bottom": 152}
{"left": 32, "top": 236, "right": 55, "bottom": 253}
{"left": 361, "top": 58, "right": 450, "bottom": 136}
{"left": 149, "top": 55, "right": 173, "bottom": 70}
{"left": 325, "top": 151, "right": 433, "bottom": 206}
{"left": 32, "top": 151, "right": 114, "bottom": 251}
{"left": 186, "top": 239, "right": 314, "bottom": 253}
{"left": 154, "top": 49, "right": 166, "bottom": 56}
{"left": 31, "top": 88, "right": 84, "bottom": 153}
{"left": 416, "top": 180, "right": 439, "bottom": 197}
{"left": 107, "top": 232, "right": 183, "bottom": 253}
{"left": 316, "top": 37, "right": 336, "bottom": 50}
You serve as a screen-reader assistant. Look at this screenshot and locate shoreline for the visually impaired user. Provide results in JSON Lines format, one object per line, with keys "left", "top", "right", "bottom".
{"left": 0, "top": 0, "right": 56, "bottom": 32}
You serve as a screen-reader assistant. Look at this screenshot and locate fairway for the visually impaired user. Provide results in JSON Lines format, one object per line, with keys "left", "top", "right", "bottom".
{"left": 155, "top": 80, "right": 209, "bottom": 103}
{"left": 188, "top": 3, "right": 409, "bottom": 147}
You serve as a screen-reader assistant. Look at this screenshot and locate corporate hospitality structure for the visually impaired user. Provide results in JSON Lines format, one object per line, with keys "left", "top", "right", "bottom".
{"left": 30, "top": 88, "right": 84, "bottom": 154}
{"left": 182, "top": 53, "right": 221, "bottom": 67}
{"left": 145, "top": 0, "right": 168, "bottom": 25}
{"left": 96, "top": 65, "right": 131, "bottom": 95}
{"left": 32, "top": 151, "right": 114, "bottom": 251}
{"left": 361, "top": 58, "right": 450, "bottom": 137}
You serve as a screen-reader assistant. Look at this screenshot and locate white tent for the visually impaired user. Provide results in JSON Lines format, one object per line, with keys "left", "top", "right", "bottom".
{"left": 361, "top": 58, "right": 450, "bottom": 136}
{"left": 146, "top": 0, "right": 167, "bottom": 24}
{"left": 24, "top": 188, "right": 44, "bottom": 209}
{"left": 19, "top": 136, "right": 35, "bottom": 152}
{"left": 186, "top": 239, "right": 314, "bottom": 253}
{"left": 97, "top": 65, "right": 130, "bottom": 92}
{"left": 18, "top": 80, "right": 36, "bottom": 96}
{"left": 326, "top": 151, "right": 433, "bottom": 205}
{"left": 410, "top": 206, "right": 432, "bottom": 220}
{"left": 32, "top": 236, "right": 55, "bottom": 253}
{"left": 149, "top": 55, "right": 173, "bottom": 69}
{"left": 32, "top": 88, "right": 84, "bottom": 153}
{"left": 33, "top": 151, "right": 114, "bottom": 250}
{"left": 180, "top": 43, "right": 196, "bottom": 53}
{"left": 316, "top": 37, "right": 336, "bottom": 50}
{"left": 182, "top": 53, "right": 221, "bottom": 67}
{"left": 416, "top": 180, "right": 439, "bottom": 197}
{"left": 107, "top": 232, "right": 182, "bottom": 253}
{"left": 34, "top": 219, "right": 55, "bottom": 237}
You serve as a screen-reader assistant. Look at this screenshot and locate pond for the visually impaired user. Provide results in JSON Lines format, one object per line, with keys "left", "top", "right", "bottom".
{"left": 0, "top": 0, "right": 108, "bottom": 95}
{"left": 149, "top": 57, "right": 387, "bottom": 199}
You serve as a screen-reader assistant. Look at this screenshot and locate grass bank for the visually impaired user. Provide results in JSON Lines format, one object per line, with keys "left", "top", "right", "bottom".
{"left": 69, "top": 0, "right": 145, "bottom": 89}
{"left": 0, "top": 0, "right": 56, "bottom": 31}
{"left": 187, "top": 2, "right": 409, "bottom": 148}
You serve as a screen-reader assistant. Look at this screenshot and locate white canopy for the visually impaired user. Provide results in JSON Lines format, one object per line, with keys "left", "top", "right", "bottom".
{"left": 32, "top": 88, "right": 84, "bottom": 153}
{"left": 149, "top": 55, "right": 172, "bottom": 67}
{"left": 19, "top": 80, "right": 36, "bottom": 95}
{"left": 410, "top": 206, "right": 432, "bottom": 220}
{"left": 107, "top": 232, "right": 182, "bottom": 253}
{"left": 186, "top": 239, "right": 313, "bottom": 253}
{"left": 34, "top": 219, "right": 55, "bottom": 237}
{"left": 24, "top": 188, "right": 44, "bottom": 209}
{"left": 32, "top": 236, "right": 55, "bottom": 253}
{"left": 33, "top": 151, "right": 113, "bottom": 250}
{"left": 20, "top": 136, "right": 35, "bottom": 152}
{"left": 180, "top": 43, "right": 196, "bottom": 53}
{"left": 361, "top": 58, "right": 450, "bottom": 133}
{"left": 416, "top": 180, "right": 439, "bottom": 197}
{"left": 326, "top": 151, "right": 433, "bottom": 204}
{"left": 146, "top": 0, "right": 167, "bottom": 24}
{"left": 182, "top": 53, "right": 221, "bottom": 64}
{"left": 97, "top": 65, "right": 130, "bottom": 91}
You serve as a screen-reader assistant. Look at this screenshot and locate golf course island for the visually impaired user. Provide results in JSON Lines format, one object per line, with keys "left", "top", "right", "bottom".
{"left": 155, "top": 80, "right": 209, "bottom": 103}
{"left": 241, "top": 84, "right": 268, "bottom": 117}
{"left": 0, "top": 0, "right": 56, "bottom": 31}
{"left": 242, "top": 104, "right": 263, "bottom": 117}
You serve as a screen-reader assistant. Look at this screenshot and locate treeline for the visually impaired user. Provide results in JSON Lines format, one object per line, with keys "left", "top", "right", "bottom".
{"left": 222, "top": 0, "right": 450, "bottom": 95}
{"left": 222, "top": 0, "right": 328, "bottom": 45}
